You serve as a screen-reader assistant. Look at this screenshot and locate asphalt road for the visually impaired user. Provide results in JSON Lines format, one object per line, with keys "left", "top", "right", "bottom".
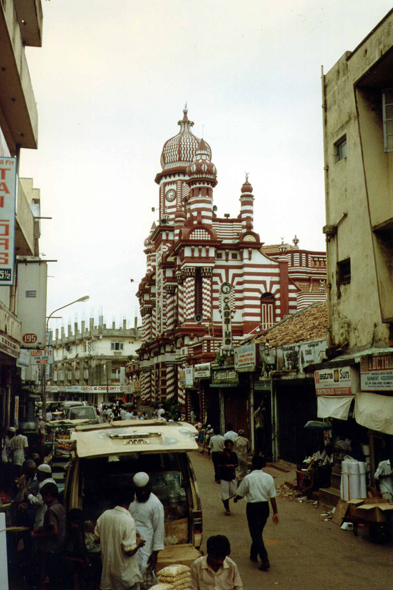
{"left": 190, "top": 450, "right": 393, "bottom": 590}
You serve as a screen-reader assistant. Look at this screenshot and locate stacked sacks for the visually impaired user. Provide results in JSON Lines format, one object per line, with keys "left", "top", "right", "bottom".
{"left": 156, "top": 564, "right": 191, "bottom": 589}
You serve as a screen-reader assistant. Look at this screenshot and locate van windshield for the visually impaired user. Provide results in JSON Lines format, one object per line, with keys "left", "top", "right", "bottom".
{"left": 80, "top": 452, "right": 190, "bottom": 543}
{"left": 69, "top": 407, "right": 96, "bottom": 420}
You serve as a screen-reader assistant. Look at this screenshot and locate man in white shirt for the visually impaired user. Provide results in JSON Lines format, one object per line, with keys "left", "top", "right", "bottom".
{"left": 223, "top": 423, "right": 238, "bottom": 442}
{"left": 375, "top": 458, "right": 393, "bottom": 501}
{"left": 129, "top": 472, "right": 165, "bottom": 579}
{"left": 234, "top": 454, "right": 279, "bottom": 571}
{"left": 95, "top": 487, "right": 145, "bottom": 590}
{"left": 10, "top": 428, "right": 29, "bottom": 473}
{"left": 208, "top": 428, "right": 225, "bottom": 482}
{"left": 28, "top": 464, "right": 57, "bottom": 528}
{"left": 190, "top": 534, "right": 243, "bottom": 590}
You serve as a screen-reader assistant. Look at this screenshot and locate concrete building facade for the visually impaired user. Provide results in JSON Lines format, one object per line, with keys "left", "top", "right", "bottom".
{"left": 0, "top": 0, "right": 45, "bottom": 429}
{"left": 316, "top": 9, "right": 393, "bottom": 494}
{"left": 48, "top": 318, "right": 141, "bottom": 405}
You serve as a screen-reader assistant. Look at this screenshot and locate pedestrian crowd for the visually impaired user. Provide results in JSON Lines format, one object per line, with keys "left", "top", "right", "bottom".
{"left": 1, "top": 402, "right": 276, "bottom": 590}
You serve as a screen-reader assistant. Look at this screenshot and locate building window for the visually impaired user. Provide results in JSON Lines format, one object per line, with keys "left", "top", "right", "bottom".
{"left": 383, "top": 89, "right": 393, "bottom": 152}
{"left": 337, "top": 258, "right": 351, "bottom": 285}
{"left": 111, "top": 341, "right": 124, "bottom": 351}
{"left": 334, "top": 136, "right": 347, "bottom": 162}
{"left": 261, "top": 293, "right": 275, "bottom": 330}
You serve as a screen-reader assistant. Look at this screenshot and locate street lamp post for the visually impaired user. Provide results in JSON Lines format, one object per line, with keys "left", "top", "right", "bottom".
{"left": 42, "top": 295, "right": 90, "bottom": 420}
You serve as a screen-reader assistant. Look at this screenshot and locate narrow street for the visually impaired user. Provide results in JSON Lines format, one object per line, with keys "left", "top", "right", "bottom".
{"left": 191, "top": 451, "right": 393, "bottom": 590}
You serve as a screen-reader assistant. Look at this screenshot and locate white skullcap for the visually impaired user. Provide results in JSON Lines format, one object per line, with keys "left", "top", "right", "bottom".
{"left": 9, "top": 427, "right": 16, "bottom": 432}
{"left": 133, "top": 472, "right": 149, "bottom": 488}
{"left": 37, "top": 464, "right": 52, "bottom": 474}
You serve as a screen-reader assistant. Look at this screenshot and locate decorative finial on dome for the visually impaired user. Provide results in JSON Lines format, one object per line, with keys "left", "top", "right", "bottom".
{"left": 293, "top": 235, "right": 299, "bottom": 248}
{"left": 241, "top": 173, "right": 253, "bottom": 194}
{"left": 183, "top": 102, "right": 189, "bottom": 122}
{"left": 279, "top": 238, "right": 287, "bottom": 253}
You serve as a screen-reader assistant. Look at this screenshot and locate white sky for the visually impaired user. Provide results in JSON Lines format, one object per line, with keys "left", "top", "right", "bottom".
{"left": 20, "top": 0, "right": 393, "bottom": 331}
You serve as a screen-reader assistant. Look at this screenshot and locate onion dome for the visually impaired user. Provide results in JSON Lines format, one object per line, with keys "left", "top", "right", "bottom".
{"left": 241, "top": 174, "right": 253, "bottom": 194}
{"left": 186, "top": 138, "right": 217, "bottom": 184}
{"left": 160, "top": 107, "right": 212, "bottom": 170}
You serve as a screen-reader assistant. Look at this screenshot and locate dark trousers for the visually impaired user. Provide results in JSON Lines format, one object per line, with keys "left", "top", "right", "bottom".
{"left": 246, "top": 501, "right": 269, "bottom": 563}
{"left": 212, "top": 452, "right": 221, "bottom": 481}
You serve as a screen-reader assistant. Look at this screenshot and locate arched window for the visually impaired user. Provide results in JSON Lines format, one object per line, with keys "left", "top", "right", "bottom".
{"left": 261, "top": 293, "right": 275, "bottom": 330}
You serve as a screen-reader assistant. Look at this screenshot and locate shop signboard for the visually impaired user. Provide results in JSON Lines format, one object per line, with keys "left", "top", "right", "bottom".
{"left": 14, "top": 396, "right": 19, "bottom": 425}
{"left": 234, "top": 343, "right": 256, "bottom": 372}
{"left": 360, "top": 354, "right": 393, "bottom": 391}
{"left": 185, "top": 367, "right": 194, "bottom": 387}
{"left": 17, "top": 261, "right": 47, "bottom": 347}
{"left": 220, "top": 282, "right": 233, "bottom": 351}
{"left": 0, "top": 334, "right": 20, "bottom": 359}
{"left": 178, "top": 369, "right": 185, "bottom": 387}
{"left": 30, "top": 349, "right": 54, "bottom": 365}
{"left": 194, "top": 363, "right": 211, "bottom": 379}
{"left": 314, "top": 366, "right": 357, "bottom": 396}
{"left": 211, "top": 368, "right": 239, "bottom": 388}
{"left": 0, "top": 157, "right": 16, "bottom": 285}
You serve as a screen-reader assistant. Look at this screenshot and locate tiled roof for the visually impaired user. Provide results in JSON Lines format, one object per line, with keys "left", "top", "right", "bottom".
{"left": 255, "top": 302, "right": 327, "bottom": 347}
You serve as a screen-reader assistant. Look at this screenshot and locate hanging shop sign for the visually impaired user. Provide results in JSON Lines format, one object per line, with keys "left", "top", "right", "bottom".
{"left": 31, "top": 349, "right": 54, "bottom": 365}
{"left": 0, "top": 333, "right": 20, "bottom": 358}
{"left": 0, "top": 157, "right": 16, "bottom": 285}
{"left": 314, "top": 366, "right": 357, "bottom": 396}
{"left": 17, "top": 261, "right": 47, "bottom": 347}
{"left": 211, "top": 368, "right": 239, "bottom": 388}
{"left": 194, "top": 363, "right": 211, "bottom": 379}
{"left": 220, "top": 282, "right": 233, "bottom": 351}
{"left": 185, "top": 367, "right": 194, "bottom": 387}
{"left": 178, "top": 369, "right": 185, "bottom": 387}
{"left": 234, "top": 343, "right": 257, "bottom": 372}
{"left": 14, "top": 396, "right": 19, "bottom": 426}
{"left": 360, "top": 354, "right": 393, "bottom": 391}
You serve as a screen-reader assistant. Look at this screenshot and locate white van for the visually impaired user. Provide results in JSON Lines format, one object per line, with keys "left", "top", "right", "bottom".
{"left": 64, "top": 419, "right": 202, "bottom": 568}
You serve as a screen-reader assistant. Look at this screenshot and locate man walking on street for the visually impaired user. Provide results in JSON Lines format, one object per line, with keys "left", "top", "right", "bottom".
{"left": 208, "top": 428, "right": 225, "bottom": 483}
{"left": 190, "top": 534, "right": 243, "bottom": 590}
{"left": 217, "top": 440, "right": 238, "bottom": 515}
{"left": 10, "top": 427, "right": 29, "bottom": 475}
{"left": 234, "top": 454, "right": 279, "bottom": 571}
{"left": 129, "top": 472, "right": 165, "bottom": 587}
{"left": 95, "top": 486, "right": 145, "bottom": 590}
{"left": 223, "top": 423, "right": 238, "bottom": 442}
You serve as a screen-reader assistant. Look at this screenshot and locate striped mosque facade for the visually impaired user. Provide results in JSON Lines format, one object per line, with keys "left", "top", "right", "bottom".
{"left": 128, "top": 109, "right": 326, "bottom": 416}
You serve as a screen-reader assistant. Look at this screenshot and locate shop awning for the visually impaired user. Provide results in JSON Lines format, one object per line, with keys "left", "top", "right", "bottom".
{"left": 354, "top": 391, "right": 393, "bottom": 435}
{"left": 317, "top": 395, "right": 354, "bottom": 420}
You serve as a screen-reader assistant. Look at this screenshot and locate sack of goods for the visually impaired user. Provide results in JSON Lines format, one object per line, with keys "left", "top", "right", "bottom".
{"left": 155, "top": 564, "right": 191, "bottom": 589}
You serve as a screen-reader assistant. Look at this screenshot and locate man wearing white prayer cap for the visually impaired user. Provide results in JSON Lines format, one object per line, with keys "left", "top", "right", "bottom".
{"left": 129, "top": 472, "right": 165, "bottom": 582}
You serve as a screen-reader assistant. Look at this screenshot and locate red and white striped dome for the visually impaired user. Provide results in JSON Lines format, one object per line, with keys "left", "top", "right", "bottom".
{"left": 160, "top": 108, "right": 212, "bottom": 170}
{"left": 186, "top": 138, "right": 217, "bottom": 184}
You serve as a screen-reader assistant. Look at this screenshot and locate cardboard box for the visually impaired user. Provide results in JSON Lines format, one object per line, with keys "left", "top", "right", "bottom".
{"left": 347, "top": 497, "right": 388, "bottom": 518}
{"left": 355, "top": 502, "right": 393, "bottom": 523}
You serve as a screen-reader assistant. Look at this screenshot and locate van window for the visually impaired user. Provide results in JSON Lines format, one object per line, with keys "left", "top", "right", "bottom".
{"left": 80, "top": 453, "right": 190, "bottom": 527}
{"left": 69, "top": 407, "right": 96, "bottom": 420}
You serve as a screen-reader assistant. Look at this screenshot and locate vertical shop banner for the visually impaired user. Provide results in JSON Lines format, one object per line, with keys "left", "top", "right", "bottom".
{"left": 17, "top": 261, "right": 47, "bottom": 347}
{"left": 0, "top": 157, "right": 17, "bottom": 285}
{"left": 14, "top": 396, "right": 19, "bottom": 426}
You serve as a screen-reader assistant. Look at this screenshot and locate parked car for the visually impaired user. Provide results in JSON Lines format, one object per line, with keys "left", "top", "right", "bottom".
{"left": 65, "top": 419, "right": 202, "bottom": 569}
